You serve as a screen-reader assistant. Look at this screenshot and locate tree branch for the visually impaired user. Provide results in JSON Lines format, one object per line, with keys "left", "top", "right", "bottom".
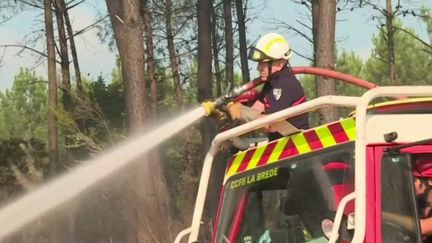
{"left": 293, "top": 0, "right": 312, "bottom": 12}
{"left": 273, "top": 19, "right": 313, "bottom": 44}
{"left": 72, "top": 15, "right": 109, "bottom": 37}
{"left": 292, "top": 49, "right": 313, "bottom": 62}
{"left": 296, "top": 19, "right": 312, "bottom": 32}
{"left": 65, "top": 0, "right": 86, "bottom": 10}
{"left": 361, "top": 0, "right": 386, "bottom": 16}
{"left": 11, "top": 164, "right": 34, "bottom": 190}
{"left": 20, "top": 143, "right": 44, "bottom": 184}
{"left": 15, "top": 0, "right": 44, "bottom": 10}
{"left": 393, "top": 26, "right": 432, "bottom": 54}
{"left": 0, "top": 44, "right": 61, "bottom": 64}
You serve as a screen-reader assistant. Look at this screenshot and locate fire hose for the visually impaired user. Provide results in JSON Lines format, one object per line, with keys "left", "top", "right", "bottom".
{"left": 201, "top": 66, "right": 378, "bottom": 117}
{"left": 201, "top": 77, "right": 264, "bottom": 116}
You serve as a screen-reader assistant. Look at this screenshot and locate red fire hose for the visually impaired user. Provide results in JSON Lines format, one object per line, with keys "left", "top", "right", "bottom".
{"left": 292, "top": 66, "right": 378, "bottom": 90}
{"left": 202, "top": 67, "right": 379, "bottom": 116}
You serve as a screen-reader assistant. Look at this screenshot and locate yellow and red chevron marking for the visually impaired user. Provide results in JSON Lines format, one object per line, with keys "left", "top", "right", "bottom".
{"left": 224, "top": 118, "right": 356, "bottom": 181}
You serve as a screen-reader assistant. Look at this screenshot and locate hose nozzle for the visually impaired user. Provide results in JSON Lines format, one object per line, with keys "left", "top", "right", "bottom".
{"left": 201, "top": 78, "right": 265, "bottom": 116}
{"left": 201, "top": 101, "right": 217, "bottom": 117}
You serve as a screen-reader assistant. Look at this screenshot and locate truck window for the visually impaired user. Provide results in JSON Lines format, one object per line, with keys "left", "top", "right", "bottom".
{"left": 381, "top": 153, "right": 421, "bottom": 243}
{"left": 214, "top": 143, "right": 355, "bottom": 243}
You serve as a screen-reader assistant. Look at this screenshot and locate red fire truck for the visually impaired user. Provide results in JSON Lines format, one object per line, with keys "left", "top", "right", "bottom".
{"left": 175, "top": 67, "right": 432, "bottom": 243}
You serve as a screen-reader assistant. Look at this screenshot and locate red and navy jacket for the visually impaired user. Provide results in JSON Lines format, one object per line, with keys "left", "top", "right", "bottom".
{"left": 258, "top": 65, "right": 309, "bottom": 140}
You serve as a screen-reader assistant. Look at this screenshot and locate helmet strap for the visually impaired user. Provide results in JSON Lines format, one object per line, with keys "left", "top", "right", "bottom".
{"left": 267, "top": 61, "right": 273, "bottom": 77}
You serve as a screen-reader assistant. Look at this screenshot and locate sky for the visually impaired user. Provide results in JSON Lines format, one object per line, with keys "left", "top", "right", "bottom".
{"left": 249, "top": 0, "right": 430, "bottom": 64}
{"left": 0, "top": 0, "right": 113, "bottom": 90}
{"left": 0, "top": 0, "right": 430, "bottom": 91}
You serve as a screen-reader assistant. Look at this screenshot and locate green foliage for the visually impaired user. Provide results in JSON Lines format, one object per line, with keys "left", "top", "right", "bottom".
{"left": 183, "top": 59, "right": 200, "bottom": 104}
{"left": 420, "top": 7, "right": 432, "bottom": 43}
{"left": 299, "top": 50, "right": 370, "bottom": 122}
{"left": 299, "top": 74, "right": 316, "bottom": 99}
{"left": 335, "top": 51, "right": 367, "bottom": 97}
{"left": 162, "top": 126, "right": 202, "bottom": 218}
{"left": 0, "top": 138, "right": 48, "bottom": 198}
{"left": 298, "top": 74, "right": 321, "bottom": 126}
{"left": 364, "top": 21, "right": 432, "bottom": 85}
{"left": 155, "top": 59, "right": 205, "bottom": 217}
{"left": 60, "top": 73, "right": 127, "bottom": 156}
{"left": 0, "top": 68, "right": 48, "bottom": 141}
{"left": 86, "top": 75, "right": 125, "bottom": 130}
{"left": 154, "top": 60, "right": 181, "bottom": 111}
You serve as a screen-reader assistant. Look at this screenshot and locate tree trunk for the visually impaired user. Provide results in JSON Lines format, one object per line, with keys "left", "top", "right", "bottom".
{"left": 234, "top": 0, "right": 249, "bottom": 83}
{"left": 106, "top": 0, "right": 146, "bottom": 131}
{"left": 142, "top": 9, "right": 172, "bottom": 240}
{"left": 44, "top": 0, "right": 58, "bottom": 175}
{"left": 386, "top": 0, "right": 398, "bottom": 85}
{"left": 54, "top": 0, "right": 71, "bottom": 111}
{"left": 60, "top": 0, "right": 82, "bottom": 92}
{"left": 44, "top": 2, "right": 60, "bottom": 242}
{"left": 54, "top": 0, "right": 75, "bottom": 167}
{"left": 197, "top": 0, "right": 216, "bottom": 163}
{"left": 211, "top": 0, "right": 222, "bottom": 97}
{"left": 53, "top": 3, "right": 80, "bottom": 240}
{"left": 198, "top": 0, "right": 218, "bottom": 237}
{"left": 312, "top": 0, "right": 319, "bottom": 67}
{"left": 315, "top": 0, "right": 337, "bottom": 123}
{"left": 223, "top": 0, "right": 234, "bottom": 87}
{"left": 60, "top": 0, "right": 87, "bottom": 141}
{"left": 142, "top": 1, "right": 157, "bottom": 119}
{"left": 310, "top": 0, "right": 319, "bottom": 104}
{"left": 198, "top": 0, "right": 214, "bottom": 103}
{"left": 106, "top": 1, "right": 179, "bottom": 242}
{"left": 164, "top": 0, "right": 184, "bottom": 107}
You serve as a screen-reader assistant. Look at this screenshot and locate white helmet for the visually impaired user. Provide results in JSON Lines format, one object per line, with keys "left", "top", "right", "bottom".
{"left": 248, "top": 33, "right": 292, "bottom": 62}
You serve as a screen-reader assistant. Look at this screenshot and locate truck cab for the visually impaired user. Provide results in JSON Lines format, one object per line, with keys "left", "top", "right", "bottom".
{"left": 175, "top": 75, "right": 432, "bottom": 243}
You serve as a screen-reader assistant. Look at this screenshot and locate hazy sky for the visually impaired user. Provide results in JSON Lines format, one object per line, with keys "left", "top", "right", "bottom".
{"left": 0, "top": 0, "right": 112, "bottom": 90}
{"left": 0, "top": 0, "right": 430, "bottom": 91}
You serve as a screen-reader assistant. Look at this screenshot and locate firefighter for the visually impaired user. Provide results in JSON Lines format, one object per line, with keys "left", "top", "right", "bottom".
{"left": 413, "top": 158, "right": 432, "bottom": 238}
{"left": 227, "top": 33, "right": 309, "bottom": 141}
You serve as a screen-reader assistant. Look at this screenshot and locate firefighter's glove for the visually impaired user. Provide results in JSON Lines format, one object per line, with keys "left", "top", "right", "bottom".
{"left": 226, "top": 102, "right": 261, "bottom": 122}
{"left": 211, "top": 107, "right": 229, "bottom": 122}
{"left": 226, "top": 102, "right": 242, "bottom": 120}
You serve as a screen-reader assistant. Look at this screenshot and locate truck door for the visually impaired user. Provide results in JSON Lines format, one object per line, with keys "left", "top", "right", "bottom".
{"left": 380, "top": 152, "right": 421, "bottom": 243}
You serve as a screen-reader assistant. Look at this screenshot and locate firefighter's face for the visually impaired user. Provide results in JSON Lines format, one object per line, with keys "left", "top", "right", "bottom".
{"left": 415, "top": 178, "right": 426, "bottom": 195}
{"left": 257, "top": 60, "right": 284, "bottom": 81}
{"left": 415, "top": 178, "right": 432, "bottom": 195}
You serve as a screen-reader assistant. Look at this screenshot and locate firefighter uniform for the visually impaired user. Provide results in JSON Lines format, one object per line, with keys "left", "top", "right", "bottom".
{"left": 258, "top": 65, "right": 309, "bottom": 140}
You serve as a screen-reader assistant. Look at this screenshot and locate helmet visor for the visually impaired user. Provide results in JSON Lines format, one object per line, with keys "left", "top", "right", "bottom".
{"left": 248, "top": 47, "right": 273, "bottom": 62}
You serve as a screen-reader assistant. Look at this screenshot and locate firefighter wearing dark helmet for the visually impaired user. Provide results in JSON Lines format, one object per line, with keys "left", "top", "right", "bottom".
{"left": 227, "top": 33, "right": 309, "bottom": 141}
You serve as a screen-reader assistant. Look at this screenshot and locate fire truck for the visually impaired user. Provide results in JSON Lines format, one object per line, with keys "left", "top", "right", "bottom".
{"left": 175, "top": 67, "right": 432, "bottom": 243}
